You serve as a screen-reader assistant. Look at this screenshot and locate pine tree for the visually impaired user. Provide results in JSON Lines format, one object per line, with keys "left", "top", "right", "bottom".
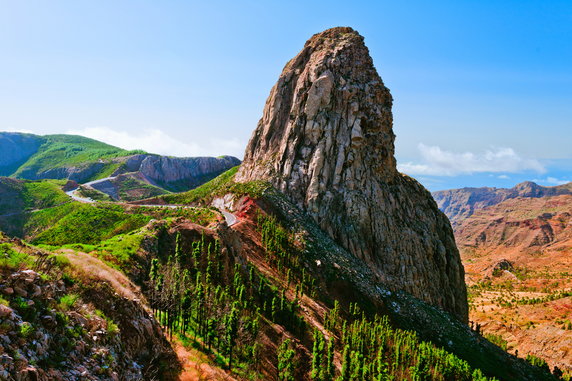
{"left": 226, "top": 302, "right": 239, "bottom": 371}
{"left": 341, "top": 345, "right": 351, "bottom": 381}
{"left": 325, "top": 338, "right": 335, "bottom": 381}
{"left": 277, "top": 339, "right": 296, "bottom": 381}
{"left": 311, "top": 330, "right": 324, "bottom": 380}
{"left": 192, "top": 241, "right": 201, "bottom": 270}
{"left": 175, "top": 232, "right": 183, "bottom": 263}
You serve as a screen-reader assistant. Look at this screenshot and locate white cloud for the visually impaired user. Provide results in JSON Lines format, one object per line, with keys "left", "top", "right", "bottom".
{"left": 66, "top": 126, "right": 244, "bottom": 158}
{"left": 398, "top": 144, "right": 546, "bottom": 176}
{"left": 1, "top": 128, "right": 34, "bottom": 134}
{"left": 497, "top": 175, "right": 510, "bottom": 179}
{"left": 533, "top": 177, "right": 570, "bottom": 186}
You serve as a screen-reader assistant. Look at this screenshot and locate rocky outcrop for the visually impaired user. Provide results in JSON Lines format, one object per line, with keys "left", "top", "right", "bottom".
{"left": 0, "top": 133, "right": 42, "bottom": 176}
{"left": 133, "top": 154, "right": 241, "bottom": 191}
{"left": 0, "top": 268, "right": 177, "bottom": 380}
{"left": 236, "top": 27, "right": 467, "bottom": 321}
{"left": 433, "top": 181, "right": 572, "bottom": 227}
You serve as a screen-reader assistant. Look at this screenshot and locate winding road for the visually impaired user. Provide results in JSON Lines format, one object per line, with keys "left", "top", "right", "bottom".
{"left": 65, "top": 179, "right": 239, "bottom": 227}
{"left": 221, "top": 210, "right": 237, "bottom": 226}
{"left": 65, "top": 176, "right": 116, "bottom": 203}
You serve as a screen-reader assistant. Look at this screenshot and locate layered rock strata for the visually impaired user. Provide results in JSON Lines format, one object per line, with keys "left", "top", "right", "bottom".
{"left": 433, "top": 181, "right": 572, "bottom": 227}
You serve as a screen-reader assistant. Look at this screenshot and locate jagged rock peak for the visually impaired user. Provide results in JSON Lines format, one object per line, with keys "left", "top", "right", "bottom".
{"left": 238, "top": 26, "right": 397, "bottom": 185}
{"left": 237, "top": 27, "right": 468, "bottom": 321}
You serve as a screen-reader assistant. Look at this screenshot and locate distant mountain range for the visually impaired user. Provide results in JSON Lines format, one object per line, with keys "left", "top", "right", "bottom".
{"left": 433, "top": 181, "right": 572, "bottom": 227}
{"left": 0, "top": 132, "right": 240, "bottom": 200}
{"left": 433, "top": 181, "right": 572, "bottom": 372}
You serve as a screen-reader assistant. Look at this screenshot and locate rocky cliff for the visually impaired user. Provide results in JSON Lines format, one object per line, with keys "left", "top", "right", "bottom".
{"left": 236, "top": 27, "right": 467, "bottom": 321}
{"left": 0, "top": 236, "right": 178, "bottom": 380}
{"left": 20, "top": 153, "right": 240, "bottom": 191}
{"left": 125, "top": 154, "right": 241, "bottom": 191}
{"left": 433, "top": 181, "right": 572, "bottom": 227}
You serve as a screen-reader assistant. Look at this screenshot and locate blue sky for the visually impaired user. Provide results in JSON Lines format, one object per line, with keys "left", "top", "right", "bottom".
{"left": 1, "top": 1, "right": 570, "bottom": 191}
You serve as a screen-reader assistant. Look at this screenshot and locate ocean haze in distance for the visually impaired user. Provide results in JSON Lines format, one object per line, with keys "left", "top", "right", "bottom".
{"left": 1, "top": 1, "right": 570, "bottom": 191}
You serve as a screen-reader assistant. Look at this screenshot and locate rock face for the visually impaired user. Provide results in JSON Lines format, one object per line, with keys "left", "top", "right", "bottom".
{"left": 131, "top": 154, "right": 241, "bottom": 191}
{"left": 433, "top": 181, "right": 572, "bottom": 227}
{"left": 455, "top": 194, "right": 572, "bottom": 267}
{"left": 237, "top": 27, "right": 467, "bottom": 321}
{"left": 24, "top": 154, "right": 241, "bottom": 190}
{"left": 0, "top": 268, "right": 177, "bottom": 380}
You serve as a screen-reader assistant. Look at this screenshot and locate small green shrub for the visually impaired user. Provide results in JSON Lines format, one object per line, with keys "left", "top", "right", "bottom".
{"left": 52, "top": 254, "right": 71, "bottom": 268}
{"left": 61, "top": 272, "right": 77, "bottom": 286}
{"left": 58, "top": 293, "right": 79, "bottom": 311}
{"left": 19, "top": 322, "right": 34, "bottom": 338}
{"left": 95, "top": 309, "right": 119, "bottom": 336}
{"left": 0, "top": 243, "right": 32, "bottom": 269}
{"left": 484, "top": 333, "right": 508, "bottom": 351}
{"left": 526, "top": 354, "right": 550, "bottom": 372}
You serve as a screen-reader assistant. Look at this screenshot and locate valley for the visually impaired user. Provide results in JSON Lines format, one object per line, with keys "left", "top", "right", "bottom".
{"left": 434, "top": 182, "right": 572, "bottom": 377}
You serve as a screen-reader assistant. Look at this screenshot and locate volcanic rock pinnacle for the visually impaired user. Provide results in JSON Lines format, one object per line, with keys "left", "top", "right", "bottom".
{"left": 237, "top": 27, "right": 468, "bottom": 321}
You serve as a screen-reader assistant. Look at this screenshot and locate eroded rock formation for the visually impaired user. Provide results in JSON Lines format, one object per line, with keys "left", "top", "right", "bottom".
{"left": 131, "top": 154, "right": 241, "bottom": 191}
{"left": 237, "top": 27, "right": 468, "bottom": 321}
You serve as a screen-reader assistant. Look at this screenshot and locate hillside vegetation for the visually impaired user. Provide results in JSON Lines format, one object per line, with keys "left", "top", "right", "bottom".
{"left": 127, "top": 170, "right": 560, "bottom": 380}
{"left": 0, "top": 168, "right": 563, "bottom": 379}
{"left": 0, "top": 232, "right": 178, "bottom": 379}
{"left": 0, "top": 177, "right": 70, "bottom": 216}
{"left": 11, "top": 134, "right": 144, "bottom": 181}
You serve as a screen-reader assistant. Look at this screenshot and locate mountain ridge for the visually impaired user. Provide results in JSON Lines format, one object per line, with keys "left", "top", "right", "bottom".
{"left": 0, "top": 131, "right": 241, "bottom": 200}
{"left": 433, "top": 181, "right": 572, "bottom": 227}
{"left": 433, "top": 181, "right": 572, "bottom": 374}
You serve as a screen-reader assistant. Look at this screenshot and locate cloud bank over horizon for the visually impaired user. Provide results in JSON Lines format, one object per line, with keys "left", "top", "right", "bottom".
{"left": 398, "top": 144, "right": 546, "bottom": 177}
{"left": 65, "top": 127, "right": 244, "bottom": 159}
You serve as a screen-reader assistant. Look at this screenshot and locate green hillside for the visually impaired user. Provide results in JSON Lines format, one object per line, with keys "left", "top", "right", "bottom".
{"left": 11, "top": 134, "right": 145, "bottom": 180}
{"left": 0, "top": 178, "right": 70, "bottom": 216}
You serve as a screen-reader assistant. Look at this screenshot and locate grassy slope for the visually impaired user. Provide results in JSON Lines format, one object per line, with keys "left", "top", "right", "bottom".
{"left": 157, "top": 166, "right": 267, "bottom": 205}
{"left": 29, "top": 203, "right": 152, "bottom": 245}
{"left": 0, "top": 178, "right": 70, "bottom": 216}
{"left": 115, "top": 176, "right": 169, "bottom": 201}
{"left": 12, "top": 134, "right": 145, "bottom": 180}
